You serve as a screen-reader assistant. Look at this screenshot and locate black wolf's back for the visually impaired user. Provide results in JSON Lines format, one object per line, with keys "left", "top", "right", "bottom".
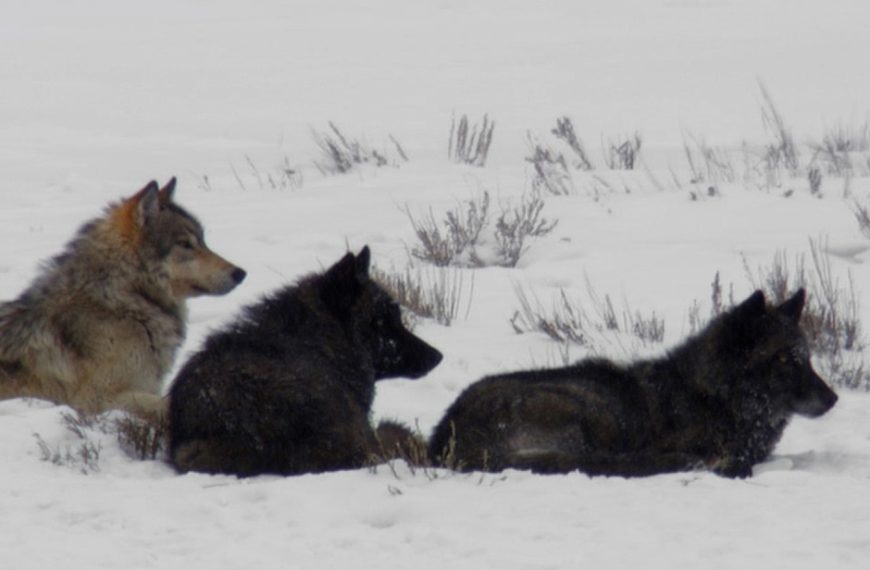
{"left": 428, "top": 359, "right": 688, "bottom": 475}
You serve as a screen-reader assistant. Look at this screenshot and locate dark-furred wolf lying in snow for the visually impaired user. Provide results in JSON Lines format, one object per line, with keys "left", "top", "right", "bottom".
{"left": 0, "top": 179, "right": 246, "bottom": 416}
{"left": 429, "top": 289, "right": 837, "bottom": 478}
{"left": 169, "top": 246, "right": 443, "bottom": 477}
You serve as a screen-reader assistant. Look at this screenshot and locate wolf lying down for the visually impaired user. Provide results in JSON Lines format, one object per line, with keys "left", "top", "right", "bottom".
{"left": 429, "top": 289, "right": 837, "bottom": 478}
{"left": 0, "top": 179, "right": 246, "bottom": 417}
{"left": 169, "top": 246, "right": 443, "bottom": 477}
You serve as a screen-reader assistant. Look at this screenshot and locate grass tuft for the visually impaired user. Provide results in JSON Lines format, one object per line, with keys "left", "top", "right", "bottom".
{"left": 449, "top": 113, "right": 495, "bottom": 167}
{"left": 312, "top": 122, "right": 407, "bottom": 175}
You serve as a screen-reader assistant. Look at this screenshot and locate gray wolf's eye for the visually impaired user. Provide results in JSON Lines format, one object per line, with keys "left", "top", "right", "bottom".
{"left": 177, "top": 237, "right": 196, "bottom": 251}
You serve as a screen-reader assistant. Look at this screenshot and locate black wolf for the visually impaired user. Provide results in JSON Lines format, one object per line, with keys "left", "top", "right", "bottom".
{"left": 429, "top": 289, "right": 837, "bottom": 478}
{"left": 0, "top": 178, "right": 246, "bottom": 416}
{"left": 168, "top": 246, "right": 443, "bottom": 476}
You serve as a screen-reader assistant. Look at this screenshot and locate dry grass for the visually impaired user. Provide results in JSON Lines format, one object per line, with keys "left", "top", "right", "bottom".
{"left": 449, "top": 113, "right": 495, "bottom": 167}
{"left": 114, "top": 412, "right": 169, "bottom": 461}
{"left": 33, "top": 407, "right": 169, "bottom": 473}
{"left": 405, "top": 192, "right": 490, "bottom": 267}
{"left": 32, "top": 410, "right": 108, "bottom": 474}
{"left": 231, "top": 155, "right": 304, "bottom": 191}
{"left": 758, "top": 80, "right": 800, "bottom": 175}
{"left": 526, "top": 134, "right": 574, "bottom": 196}
{"left": 312, "top": 122, "right": 407, "bottom": 175}
{"left": 405, "top": 189, "right": 557, "bottom": 269}
{"left": 603, "top": 132, "right": 642, "bottom": 170}
{"left": 810, "top": 121, "right": 870, "bottom": 177}
{"left": 494, "top": 189, "right": 558, "bottom": 267}
{"left": 854, "top": 200, "right": 870, "bottom": 240}
{"left": 510, "top": 280, "right": 666, "bottom": 352}
{"left": 34, "top": 432, "right": 102, "bottom": 474}
{"left": 682, "top": 132, "right": 735, "bottom": 187}
{"left": 740, "top": 238, "right": 866, "bottom": 389}
{"left": 525, "top": 117, "right": 595, "bottom": 196}
{"left": 552, "top": 116, "right": 594, "bottom": 170}
{"left": 371, "top": 264, "right": 473, "bottom": 327}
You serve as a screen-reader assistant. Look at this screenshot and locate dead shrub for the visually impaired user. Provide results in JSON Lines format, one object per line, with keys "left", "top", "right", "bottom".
{"left": 449, "top": 113, "right": 495, "bottom": 167}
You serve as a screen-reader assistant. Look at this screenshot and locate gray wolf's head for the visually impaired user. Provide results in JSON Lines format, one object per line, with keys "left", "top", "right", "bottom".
{"left": 121, "top": 178, "right": 247, "bottom": 299}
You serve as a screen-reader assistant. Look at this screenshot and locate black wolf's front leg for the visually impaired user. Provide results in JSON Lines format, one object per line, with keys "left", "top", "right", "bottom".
{"left": 710, "top": 417, "right": 785, "bottom": 478}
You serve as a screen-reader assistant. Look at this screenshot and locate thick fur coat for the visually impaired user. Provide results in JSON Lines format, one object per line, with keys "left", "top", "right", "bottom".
{"left": 0, "top": 179, "right": 245, "bottom": 416}
{"left": 168, "top": 246, "right": 442, "bottom": 477}
{"left": 429, "top": 290, "right": 838, "bottom": 478}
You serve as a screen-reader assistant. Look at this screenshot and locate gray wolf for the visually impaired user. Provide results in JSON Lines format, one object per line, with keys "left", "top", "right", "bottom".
{"left": 429, "top": 289, "right": 837, "bottom": 478}
{"left": 168, "top": 246, "right": 443, "bottom": 476}
{"left": 0, "top": 178, "right": 246, "bottom": 416}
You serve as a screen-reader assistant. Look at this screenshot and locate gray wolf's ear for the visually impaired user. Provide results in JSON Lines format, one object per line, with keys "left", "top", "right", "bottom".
{"left": 158, "top": 177, "right": 177, "bottom": 207}
{"left": 777, "top": 288, "right": 806, "bottom": 322}
{"left": 130, "top": 181, "right": 160, "bottom": 225}
{"left": 134, "top": 180, "right": 159, "bottom": 198}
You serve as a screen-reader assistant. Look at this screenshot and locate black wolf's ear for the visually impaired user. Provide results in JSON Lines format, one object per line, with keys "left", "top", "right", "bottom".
{"left": 322, "top": 250, "right": 365, "bottom": 314}
{"left": 158, "top": 177, "right": 176, "bottom": 208}
{"left": 777, "top": 288, "right": 806, "bottom": 322}
{"left": 326, "top": 251, "right": 357, "bottom": 283}
{"left": 355, "top": 246, "right": 371, "bottom": 279}
{"left": 735, "top": 290, "right": 766, "bottom": 317}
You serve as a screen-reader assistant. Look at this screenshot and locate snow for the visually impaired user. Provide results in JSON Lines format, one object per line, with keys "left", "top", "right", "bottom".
{"left": 3, "top": 0, "right": 870, "bottom": 568}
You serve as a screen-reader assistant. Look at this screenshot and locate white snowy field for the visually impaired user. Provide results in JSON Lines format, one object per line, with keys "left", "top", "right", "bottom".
{"left": 3, "top": 0, "right": 870, "bottom": 568}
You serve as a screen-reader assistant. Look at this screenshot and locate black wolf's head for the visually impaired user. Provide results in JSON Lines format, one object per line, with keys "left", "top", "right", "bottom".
{"left": 320, "top": 246, "right": 443, "bottom": 380}
{"left": 718, "top": 289, "right": 838, "bottom": 418}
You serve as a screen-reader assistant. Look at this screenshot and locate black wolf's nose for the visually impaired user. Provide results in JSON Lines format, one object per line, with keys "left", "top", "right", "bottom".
{"left": 231, "top": 268, "right": 247, "bottom": 284}
{"left": 428, "top": 348, "right": 444, "bottom": 369}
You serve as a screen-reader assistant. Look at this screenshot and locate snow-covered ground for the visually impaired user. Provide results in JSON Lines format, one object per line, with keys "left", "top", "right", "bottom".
{"left": 2, "top": 1, "right": 870, "bottom": 568}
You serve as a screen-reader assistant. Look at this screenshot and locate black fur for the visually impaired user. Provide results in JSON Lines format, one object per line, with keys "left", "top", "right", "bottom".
{"left": 168, "top": 246, "right": 442, "bottom": 476}
{"left": 429, "top": 289, "right": 837, "bottom": 478}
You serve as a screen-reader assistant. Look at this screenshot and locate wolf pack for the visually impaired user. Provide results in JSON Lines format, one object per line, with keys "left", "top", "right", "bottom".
{"left": 0, "top": 180, "right": 838, "bottom": 479}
